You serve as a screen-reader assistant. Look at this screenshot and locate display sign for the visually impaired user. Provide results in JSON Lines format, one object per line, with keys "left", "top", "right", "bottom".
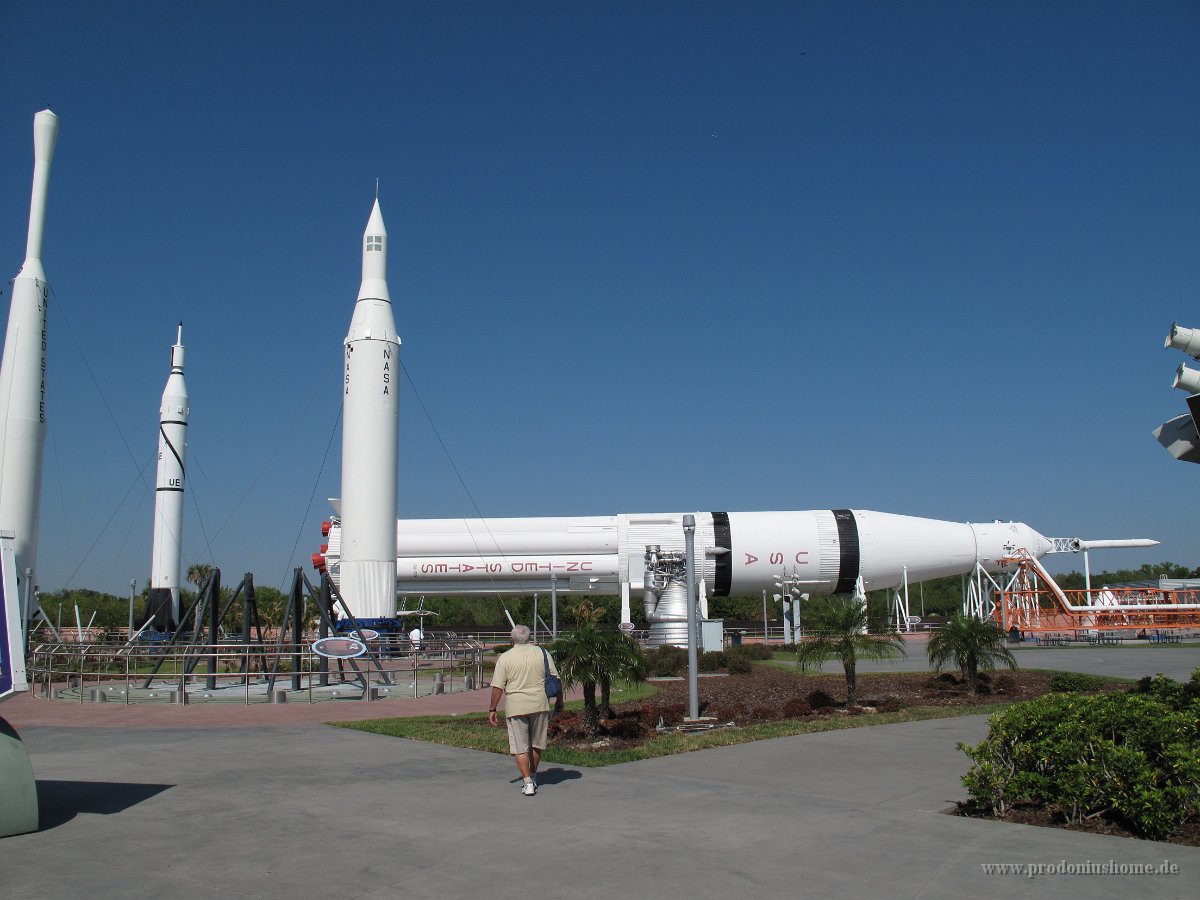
{"left": 348, "top": 629, "right": 379, "bottom": 641}
{"left": 0, "top": 533, "right": 27, "bottom": 702}
{"left": 311, "top": 636, "right": 367, "bottom": 659}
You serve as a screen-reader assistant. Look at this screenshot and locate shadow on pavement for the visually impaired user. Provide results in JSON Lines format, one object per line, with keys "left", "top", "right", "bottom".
{"left": 533, "top": 768, "right": 582, "bottom": 786}
{"left": 37, "top": 780, "right": 174, "bottom": 830}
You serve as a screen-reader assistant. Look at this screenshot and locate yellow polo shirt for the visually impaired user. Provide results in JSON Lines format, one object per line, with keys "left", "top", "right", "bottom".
{"left": 492, "top": 643, "right": 559, "bottom": 717}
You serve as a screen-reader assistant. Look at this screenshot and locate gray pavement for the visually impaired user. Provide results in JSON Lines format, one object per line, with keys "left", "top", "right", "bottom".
{"left": 1, "top": 645, "right": 1198, "bottom": 899}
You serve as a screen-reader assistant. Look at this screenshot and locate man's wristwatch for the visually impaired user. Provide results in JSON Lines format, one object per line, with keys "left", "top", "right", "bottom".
{"left": 489, "top": 708, "right": 497, "bottom": 712}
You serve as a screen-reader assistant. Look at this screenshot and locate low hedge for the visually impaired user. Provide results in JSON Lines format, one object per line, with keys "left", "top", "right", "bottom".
{"left": 958, "top": 678, "right": 1200, "bottom": 840}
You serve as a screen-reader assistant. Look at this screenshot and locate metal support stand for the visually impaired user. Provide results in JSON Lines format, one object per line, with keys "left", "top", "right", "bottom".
{"left": 206, "top": 569, "right": 221, "bottom": 690}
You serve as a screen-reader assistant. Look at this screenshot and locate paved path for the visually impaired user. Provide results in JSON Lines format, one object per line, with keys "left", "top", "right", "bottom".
{"left": 1, "top": 645, "right": 1198, "bottom": 899}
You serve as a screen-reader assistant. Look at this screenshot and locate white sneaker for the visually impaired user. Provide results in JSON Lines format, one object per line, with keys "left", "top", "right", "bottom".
{"left": 530, "top": 773, "right": 538, "bottom": 788}
{"left": 521, "top": 780, "right": 536, "bottom": 796}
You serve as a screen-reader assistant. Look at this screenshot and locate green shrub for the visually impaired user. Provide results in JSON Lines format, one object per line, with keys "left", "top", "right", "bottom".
{"left": 1129, "top": 673, "right": 1200, "bottom": 710}
{"left": 807, "top": 689, "right": 836, "bottom": 709}
{"left": 646, "top": 645, "right": 687, "bottom": 677}
{"left": 726, "top": 654, "right": 753, "bottom": 675}
{"left": 698, "top": 650, "right": 726, "bottom": 672}
{"left": 1047, "top": 671, "right": 1107, "bottom": 693}
{"left": 727, "top": 643, "right": 773, "bottom": 661}
{"left": 959, "top": 692, "right": 1200, "bottom": 840}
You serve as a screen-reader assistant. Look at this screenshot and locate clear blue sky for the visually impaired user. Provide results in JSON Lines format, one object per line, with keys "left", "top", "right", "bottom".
{"left": 1, "top": 1, "right": 1197, "bottom": 596}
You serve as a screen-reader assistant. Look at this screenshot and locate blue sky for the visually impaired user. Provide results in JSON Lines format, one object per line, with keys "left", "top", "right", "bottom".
{"left": 1, "top": 1, "right": 1197, "bottom": 596}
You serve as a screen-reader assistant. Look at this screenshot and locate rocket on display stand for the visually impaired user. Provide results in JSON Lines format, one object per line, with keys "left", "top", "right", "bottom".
{"left": 0, "top": 109, "right": 58, "bottom": 613}
{"left": 314, "top": 508, "right": 1058, "bottom": 629}
{"left": 144, "top": 324, "right": 189, "bottom": 630}
{"left": 334, "top": 199, "right": 400, "bottom": 621}
{"left": 311, "top": 199, "right": 1152, "bottom": 640}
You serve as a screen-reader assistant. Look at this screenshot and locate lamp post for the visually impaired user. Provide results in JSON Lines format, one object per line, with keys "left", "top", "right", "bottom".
{"left": 683, "top": 515, "right": 698, "bottom": 720}
{"left": 128, "top": 579, "right": 136, "bottom": 638}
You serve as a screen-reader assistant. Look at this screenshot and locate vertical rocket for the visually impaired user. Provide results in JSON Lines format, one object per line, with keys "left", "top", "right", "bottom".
{"left": 337, "top": 199, "right": 400, "bottom": 620}
{"left": 146, "top": 324, "right": 189, "bottom": 629}
{"left": 0, "top": 109, "right": 59, "bottom": 596}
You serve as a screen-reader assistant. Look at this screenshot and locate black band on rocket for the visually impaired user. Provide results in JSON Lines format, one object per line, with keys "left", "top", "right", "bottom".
{"left": 712, "top": 511, "right": 731, "bottom": 597}
{"left": 832, "top": 509, "right": 860, "bottom": 595}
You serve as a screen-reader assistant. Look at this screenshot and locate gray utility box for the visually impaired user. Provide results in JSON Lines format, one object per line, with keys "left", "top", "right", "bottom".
{"left": 700, "top": 619, "right": 724, "bottom": 652}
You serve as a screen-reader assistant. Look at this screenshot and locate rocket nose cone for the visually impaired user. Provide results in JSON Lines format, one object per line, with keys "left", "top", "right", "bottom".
{"left": 365, "top": 199, "right": 387, "bottom": 236}
{"left": 34, "top": 109, "right": 59, "bottom": 160}
{"left": 1024, "top": 526, "right": 1054, "bottom": 558}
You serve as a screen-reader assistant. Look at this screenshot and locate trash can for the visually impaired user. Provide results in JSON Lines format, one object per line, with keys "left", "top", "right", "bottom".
{"left": 729, "top": 631, "right": 742, "bottom": 647}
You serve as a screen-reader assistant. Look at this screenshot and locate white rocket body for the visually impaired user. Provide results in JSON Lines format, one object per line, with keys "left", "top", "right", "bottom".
{"left": 0, "top": 110, "right": 59, "bottom": 593}
{"left": 148, "top": 325, "right": 189, "bottom": 627}
{"left": 337, "top": 200, "right": 400, "bottom": 619}
{"left": 318, "top": 509, "right": 1053, "bottom": 618}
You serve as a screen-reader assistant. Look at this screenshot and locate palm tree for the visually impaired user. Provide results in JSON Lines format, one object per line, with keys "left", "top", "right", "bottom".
{"left": 186, "top": 563, "right": 214, "bottom": 591}
{"left": 795, "top": 595, "right": 906, "bottom": 707}
{"left": 551, "top": 626, "right": 647, "bottom": 735}
{"left": 597, "top": 631, "right": 648, "bottom": 718}
{"left": 926, "top": 613, "right": 1017, "bottom": 693}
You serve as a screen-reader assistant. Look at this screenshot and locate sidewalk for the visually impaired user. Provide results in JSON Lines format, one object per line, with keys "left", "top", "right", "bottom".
{"left": 1, "top": 645, "right": 1197, "bottom": 899}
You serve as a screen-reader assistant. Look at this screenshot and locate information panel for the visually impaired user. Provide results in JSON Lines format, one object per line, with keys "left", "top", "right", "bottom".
{"left": 0, "top": 533, "right": 27, "bottom": 702}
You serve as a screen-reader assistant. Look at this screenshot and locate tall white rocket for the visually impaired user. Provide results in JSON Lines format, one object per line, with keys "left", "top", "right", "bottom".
{"left": 338, "top": 199, "right": 400, "bottom": 619}
{"left": 147, "top": 323, "right": 188, "bottom": 628}
{"left": 0, "top": 110, "right": 59, "bottom": 594}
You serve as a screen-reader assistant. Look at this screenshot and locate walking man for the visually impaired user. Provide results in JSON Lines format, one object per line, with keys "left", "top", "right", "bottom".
{"left": 488, "top": 624, "right": 564, "bottom": 796}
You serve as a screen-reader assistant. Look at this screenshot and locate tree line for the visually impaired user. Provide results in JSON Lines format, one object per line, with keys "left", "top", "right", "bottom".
{"left": 34, "top": 560, "right": 1200, "bottom": 633}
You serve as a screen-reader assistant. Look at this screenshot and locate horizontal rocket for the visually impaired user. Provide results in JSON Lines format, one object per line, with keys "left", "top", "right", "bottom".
{"left": 315, "top": 509, "right": 1054, "bottom": 620}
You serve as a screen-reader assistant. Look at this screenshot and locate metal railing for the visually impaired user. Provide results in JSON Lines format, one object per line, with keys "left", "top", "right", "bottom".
{"left": 27, "top": 636, "right": 485, "bottom": 705}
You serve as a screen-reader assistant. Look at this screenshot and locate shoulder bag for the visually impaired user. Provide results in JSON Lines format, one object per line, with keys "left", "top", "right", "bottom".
{"left": 541, "top": 647, "right": 562, "bottom": 699}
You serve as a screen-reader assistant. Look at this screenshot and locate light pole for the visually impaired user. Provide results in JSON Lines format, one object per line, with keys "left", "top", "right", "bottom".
{"left": 762, "top": 589, "right": 769, "bottom": 646}
{"left": 128, "top": 579, "right": 136, "bottom": 637}
{"left": 683, "top": 514, "right": 699, "bottom": 720}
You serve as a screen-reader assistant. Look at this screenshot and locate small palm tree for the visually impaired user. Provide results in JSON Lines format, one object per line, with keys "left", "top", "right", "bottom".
{"left": 795, "top": 595, "right": 906, "bottom": 707}
{"left": 551, "top": 626, "right": 647, "bottom": 735}
{"left": 186, "top": 563, "right": 214, "bottom": 591}
{"left": 598, "top": 631, "right": 648, "bottom": 718}
{"left": 926, "top": 613, "right": 1017, "bottom": 693}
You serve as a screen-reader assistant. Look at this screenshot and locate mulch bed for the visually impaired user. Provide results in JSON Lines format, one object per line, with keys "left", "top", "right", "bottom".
{"left": 547, "top": 665, "right": 1056, "bottom": 752}
{"left": 955, "top": 801, "right": 1200, "bottom": 847}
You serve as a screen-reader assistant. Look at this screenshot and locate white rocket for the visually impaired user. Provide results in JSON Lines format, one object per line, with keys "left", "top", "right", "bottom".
{"left": 316, "top": 508, "right": 1056, "bottom": 622}
{"left": 0, "top": 110, "right": 59, "bottom": 595}
{"left": 146, "top": 323, "right": 188, "bottom": 628}
{"left": 336, "top": 199, "right": 400, "bottom": 620}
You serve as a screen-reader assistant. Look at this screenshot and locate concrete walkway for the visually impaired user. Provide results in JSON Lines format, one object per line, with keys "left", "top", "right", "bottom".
{"left": 1, "top": 645, "right": 1198, "bottom": 899}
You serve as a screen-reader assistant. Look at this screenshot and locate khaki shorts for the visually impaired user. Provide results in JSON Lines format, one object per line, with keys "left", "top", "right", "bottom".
{"left": 505, "top": 712, "right": 549, "bottom": 754}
